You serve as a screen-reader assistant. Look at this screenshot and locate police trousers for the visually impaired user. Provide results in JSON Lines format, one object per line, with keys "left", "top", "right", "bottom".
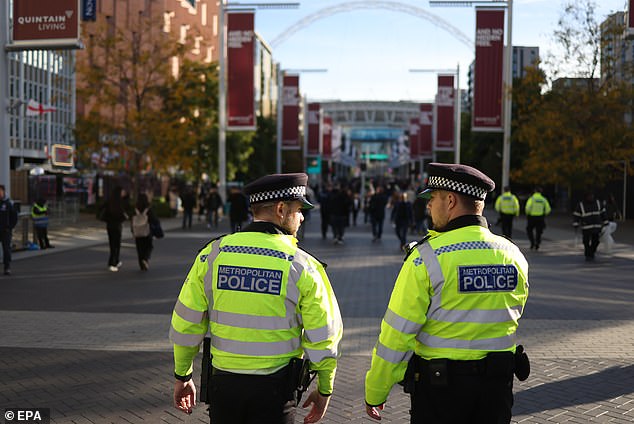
{"left": 208, "top": 367, "right": 296, "bottom": 424}
{"left": 409, "top": 356, "right": 514, "bottom": 424}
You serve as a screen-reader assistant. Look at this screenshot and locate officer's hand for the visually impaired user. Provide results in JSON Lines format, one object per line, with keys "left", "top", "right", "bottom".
{"left": 365, "top": 403, "right": 384, "bottom": 420}
{"left": 173, "top": 379, "right": 196, "bottom": 414}
{"left": 301, "top": 390, "right": 330, "bottom": 423}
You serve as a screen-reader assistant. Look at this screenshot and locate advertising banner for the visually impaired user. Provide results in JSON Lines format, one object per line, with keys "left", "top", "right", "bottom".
{"left": 409, "top": 118, "right": 420, "bottom": 159}
{"left": 227, "top": 11, "right": 256, "bottom": 131}
{"left": 473, "top": 8, "right": 505, "bottom": 132}
{"left": 10, "top": 0, "right": 81, "bottom": 50}
{"left": 435, "top": 75, "right": 454, "bottom": 151}
{"left": 282, "top": 74, "right": 300, "bottom": 149}
{"left": 630, "top": 0, "right": 634, "bottom": 32}
{"left": 419, "top": 103, "right": 433, "bottom": 157}
{"left": 306, "top": 103, "right": 321, "bottom": 155}
{"left": 322, "top": 117, "right": 333, "bottom": 159}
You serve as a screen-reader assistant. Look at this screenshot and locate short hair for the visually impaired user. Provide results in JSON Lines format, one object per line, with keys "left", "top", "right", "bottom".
{"left": 251, "top": 200, "right": 279, "bottom": 216}
{"left": 455, "top": 192, "right": 484, "bottom": 213}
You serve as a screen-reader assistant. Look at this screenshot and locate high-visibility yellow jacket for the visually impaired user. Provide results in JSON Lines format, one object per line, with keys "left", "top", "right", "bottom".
{"left": 525, "top": 193, "right": 551, "bottom": 217}
{"left": 495, "top": 191, "right": 520, "bottom": 216}
{"left": 170, "top": 222, "right": 343, "bottom": 395}
{"left": 31, "top": 203, "right": 49, "bottom": 228}
{"left": 365, "top": 215, "right": 529, "bottom": 406}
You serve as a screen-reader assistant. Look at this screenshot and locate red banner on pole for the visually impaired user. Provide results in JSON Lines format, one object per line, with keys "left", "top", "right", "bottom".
{"left": 629, "top": 0, "right": 634, "bottom": 31}
{"left": 306, "top": 103, "right": 320, "bottom": 155}
{"left": 473, "top": 8, "right": 504, "bottom": 132}
{"left": 227, "top": 11, "right": 256, "bottom": 131}
{"left": 282, "top": 75, "right": 300, "bottom": 149}
{"left": 322, "top": 117, "right": 333, "bottom": 159}
{"left": 419, "top": 103, "right": 433, "bottom": 157}
{"left": 435, "top": 75, "right": 454, "bottom": 150}
{"left": 409, "top": 118, "right": 420, "bottom": 159}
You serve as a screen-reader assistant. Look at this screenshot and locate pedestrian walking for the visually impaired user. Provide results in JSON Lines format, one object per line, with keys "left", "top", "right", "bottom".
{"left": 368, "top": 186, "right": 388, "bottom": 242}
{"left": 412, "top": 195, "right": 428, "bottom": 236}
{"left": 365, "top": 163, "right": 530, "bottom": 423}
{"left": 228, "top": 186, "right": 250, "bottom": 233}
{"left": 318, "top": 184, "right": 332, "bottom": 239}
{"left": 170, "top": 173, "right": 343, "bottom": 424}
{"left": 494, "top": 186, "right": 520, "bottom": 239}
{"left": 180, "top": 186, "right": 196, "bottom": 229}
{"left": 573, "top": 191, "right": 608, "bottom": 261}
{"left": 327, "top": 184, "right": 351, "bottom": 244}
{"left": 525, "top": 187, "right": 551, "bottom": 250}
{"left": 351, "top": 192, "right": 361, "bottom": 226}
{"left": 168, "top": 186, "right": 179, "bottom": 217}
{"left": 99, "top": 186, "right": 129, "bottom": 272}
{"left": 31, "top": 197, "right": 54, "bottom": 250}
{"left": 0, "top": 185, "right": 19, "bottom": 275}
{"left": 130, "top": 193, "right": 160, "bottom": 271}
{"left": 391, "top": 192, "right": 413, "bottom": 251}
{"left": 206, "top": 185, "right": 223, "bottom": 229}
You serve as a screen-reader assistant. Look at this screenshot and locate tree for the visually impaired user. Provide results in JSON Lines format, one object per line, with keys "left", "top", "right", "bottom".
{"left": 511, "top": 0, "right": 634, "bottom": 190}
{"left": 75, "top": 12, "right": 184, "bottom": 176}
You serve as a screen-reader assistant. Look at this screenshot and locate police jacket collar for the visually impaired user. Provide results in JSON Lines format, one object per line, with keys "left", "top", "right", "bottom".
{"left": 242, "top": 221, "right": 292, "bottom": 235}
{"left": 441, "top": 215, "right": 488, "bottom": 232}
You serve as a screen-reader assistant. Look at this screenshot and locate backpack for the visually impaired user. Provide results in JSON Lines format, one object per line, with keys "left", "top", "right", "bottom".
{"left": 131, "top": 208, "right": 150, "bottom": 237}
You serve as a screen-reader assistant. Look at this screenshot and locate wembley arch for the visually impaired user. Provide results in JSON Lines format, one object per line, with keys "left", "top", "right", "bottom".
{"left": 269, "top": 0, "right": 473, "bottom": 49}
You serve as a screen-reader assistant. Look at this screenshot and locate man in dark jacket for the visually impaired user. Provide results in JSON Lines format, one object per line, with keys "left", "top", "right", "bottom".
{"left": 368, "top": 186, "right": 388, "bottom": 242}
{"left": 0, "top": 185, "right": 19, "bottom": 275}
{"left": 327, "top": 184, "right": 351, "bottom": 245}
{"left": 573, "top": 192, "right": 608, "bottom": 261}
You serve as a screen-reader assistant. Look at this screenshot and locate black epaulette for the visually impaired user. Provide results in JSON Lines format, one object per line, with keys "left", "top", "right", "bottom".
{"left": 296, "top": 246, "right": 328, "bottom": 269}
{"left": 403, "top": 234, "right": 432, "bottom": 262}
{"left": 197, "top": 234, "right": 227, "bottom": 254}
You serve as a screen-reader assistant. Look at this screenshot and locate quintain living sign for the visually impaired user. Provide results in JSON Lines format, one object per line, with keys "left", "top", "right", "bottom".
{"left": 11, "top": 0, "right": 81, "bottom": 49}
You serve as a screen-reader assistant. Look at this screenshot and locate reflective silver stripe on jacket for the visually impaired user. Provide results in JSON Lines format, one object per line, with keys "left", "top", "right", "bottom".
{"left": 174, "top": 299, "right": 206, "bottom": 324}
{"left": 304, "top": 320, "right": 339, "bottom": 343}
{"left": 169, "top": 327, "right": 205, "bottom": 347}
{"left": 204, "top": 237, "right": 224, "bottom": 308}
{"left": 375, "top": 341, "right": 414, "bottom": 364}
{"left": 415, "top": 239, "right": 520, "bottom": 349}
{"left": 304, "top": 346, "right": 340, "bottom": 363}
{"left": 384, "top": 308, "right": 422, "bottom": 334}
{"left": 210, "top": 309, "right": 299, "bottom": 330}
{"left": 212, "top": 334, "right": 300, "bottom": 356}
{"left": 417, "top": 331, "right": 516, "bottom": 351}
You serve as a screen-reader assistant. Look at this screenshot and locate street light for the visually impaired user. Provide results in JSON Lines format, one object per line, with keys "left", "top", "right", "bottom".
{"left": 409, "top": 66, "right": 462, "bottom": 164}
{"left": 276, "top": 68, "right": 327, "bottom": 174}
{"left": 217, "top": 1, "right": 299, "bottom": 200}
{"left": 431, "top": 0, "right": 513, "bottom": 187}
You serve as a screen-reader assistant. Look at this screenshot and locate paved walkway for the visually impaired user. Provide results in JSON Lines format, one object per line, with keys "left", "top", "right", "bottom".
{"left": 2, "top": 207, "right": 634, "bottom": 423}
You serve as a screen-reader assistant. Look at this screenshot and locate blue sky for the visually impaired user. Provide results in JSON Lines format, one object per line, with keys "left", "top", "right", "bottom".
{"left": 253, "top": 0, "right": 627, "bottom": 102}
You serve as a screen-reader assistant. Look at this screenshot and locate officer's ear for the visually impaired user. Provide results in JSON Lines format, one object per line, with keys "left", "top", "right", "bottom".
{"left": 274, "top": 201, "right": 286, "bottom": 220}
{"left": 446, "top": 192, "right": 458, "bottom": 210}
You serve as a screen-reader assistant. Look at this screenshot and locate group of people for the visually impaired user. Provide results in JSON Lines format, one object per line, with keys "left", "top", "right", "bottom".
{"left": 99, "top": 186, "right": 162, "bottom": 272}
{"left": 170, "top": 164, "right": 530, "bottom": 424}
{"left": 317, "top": 181, "right": 429, "bottom": 251}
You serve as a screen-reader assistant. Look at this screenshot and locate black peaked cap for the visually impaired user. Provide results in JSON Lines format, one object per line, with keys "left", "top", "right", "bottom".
{"left": 244, "top": 173, "right": 314, "bottom": 209}
{"left": 419, "top": 162, "right": 495, "bottom": 200}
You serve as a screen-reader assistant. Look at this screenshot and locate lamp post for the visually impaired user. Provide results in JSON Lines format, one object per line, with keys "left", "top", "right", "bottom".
{"left": 217, "top": 2, "right": 298, "bottom": 199}
{"left": 431, "top": 0, "right": 513, "bottom": 186}
{"left": 409, "top": 66, "right": 462, "bottom": 164}
{"left": 1, "top": 1, "right": 10, "bottom": 196}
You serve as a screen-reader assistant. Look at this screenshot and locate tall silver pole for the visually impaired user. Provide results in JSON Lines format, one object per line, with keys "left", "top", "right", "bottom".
{"left": 624, "top": 160, "right": 628, "bottom": 220}
{"left": 1, "top": 1, "right": 11, "bottom": 196}
{"left": 501, "top": 0, "right": 513, "bottom": 187}
{"left": 218, "top": 0, "right": 227, "bottom": 200}
{"left": 276, "top": 64, "right": 282, "bottom": 173}
{"left": 454, "top": 63, "right": 461, "bottom": 164}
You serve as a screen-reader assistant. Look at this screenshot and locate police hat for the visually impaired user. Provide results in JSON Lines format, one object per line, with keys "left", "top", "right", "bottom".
{"left": 244, "top": 173, "right": 314, "bottom": 209}
{"left": 419, "top": 163, "right": 495, "bottom": 200}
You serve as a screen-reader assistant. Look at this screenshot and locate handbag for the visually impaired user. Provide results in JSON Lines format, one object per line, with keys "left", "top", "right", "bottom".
{"left": 150, "top": 220, "right": 164, "bottom": 239}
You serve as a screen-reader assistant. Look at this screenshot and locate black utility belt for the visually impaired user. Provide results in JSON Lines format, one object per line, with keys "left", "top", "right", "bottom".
{"left": 211, "top": 364, "right": 290, "bottom": 379}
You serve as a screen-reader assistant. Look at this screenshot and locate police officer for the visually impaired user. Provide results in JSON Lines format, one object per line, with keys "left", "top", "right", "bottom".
{"left": 31, "top": 198, "right": 54, "bottom": 250}
{"left": 494, "top": 186, "right": 520, "bottom": 239}
{"left": 525, "top": 187, "right": 551, "bottom": 250}
{"left": 170, "top": 173, "right": 343, "bottom": 424}
{"left": 364, "top": 163, "right": 529, "bottom": 423}
{"left": 573, "top": 191, "right": 608, "bottom": 261}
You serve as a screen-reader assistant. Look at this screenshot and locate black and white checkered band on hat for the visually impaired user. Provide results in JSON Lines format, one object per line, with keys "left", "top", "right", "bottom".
{"left": 248, "top": 185, "right": 306, "bottom": 204}
{"left": 426, "top": 175, "right": 488, "bottom": 200}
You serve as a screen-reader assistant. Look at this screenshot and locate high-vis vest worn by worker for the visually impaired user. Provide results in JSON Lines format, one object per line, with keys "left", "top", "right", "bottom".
{"left": 31, "top": 203, "right": 49, "bottom": 228}
{"left": 365, "top": 215, "right": 529, "bottom": 406}
{"left": 170, "top": 223, "right": 343, "bottom": 395}
{"left": 525, "top": 193, "right": 551, "bottom": 217}
{"left": 495, "top": 191, "right": 520, "bottom": 216}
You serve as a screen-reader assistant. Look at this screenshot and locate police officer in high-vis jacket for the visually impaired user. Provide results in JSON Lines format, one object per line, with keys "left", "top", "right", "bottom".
{"left": 365, "top": 163, "right": 529, "bottom": 423}
{"left": 170, "top": 173, "right": 343, "bottom": 424}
